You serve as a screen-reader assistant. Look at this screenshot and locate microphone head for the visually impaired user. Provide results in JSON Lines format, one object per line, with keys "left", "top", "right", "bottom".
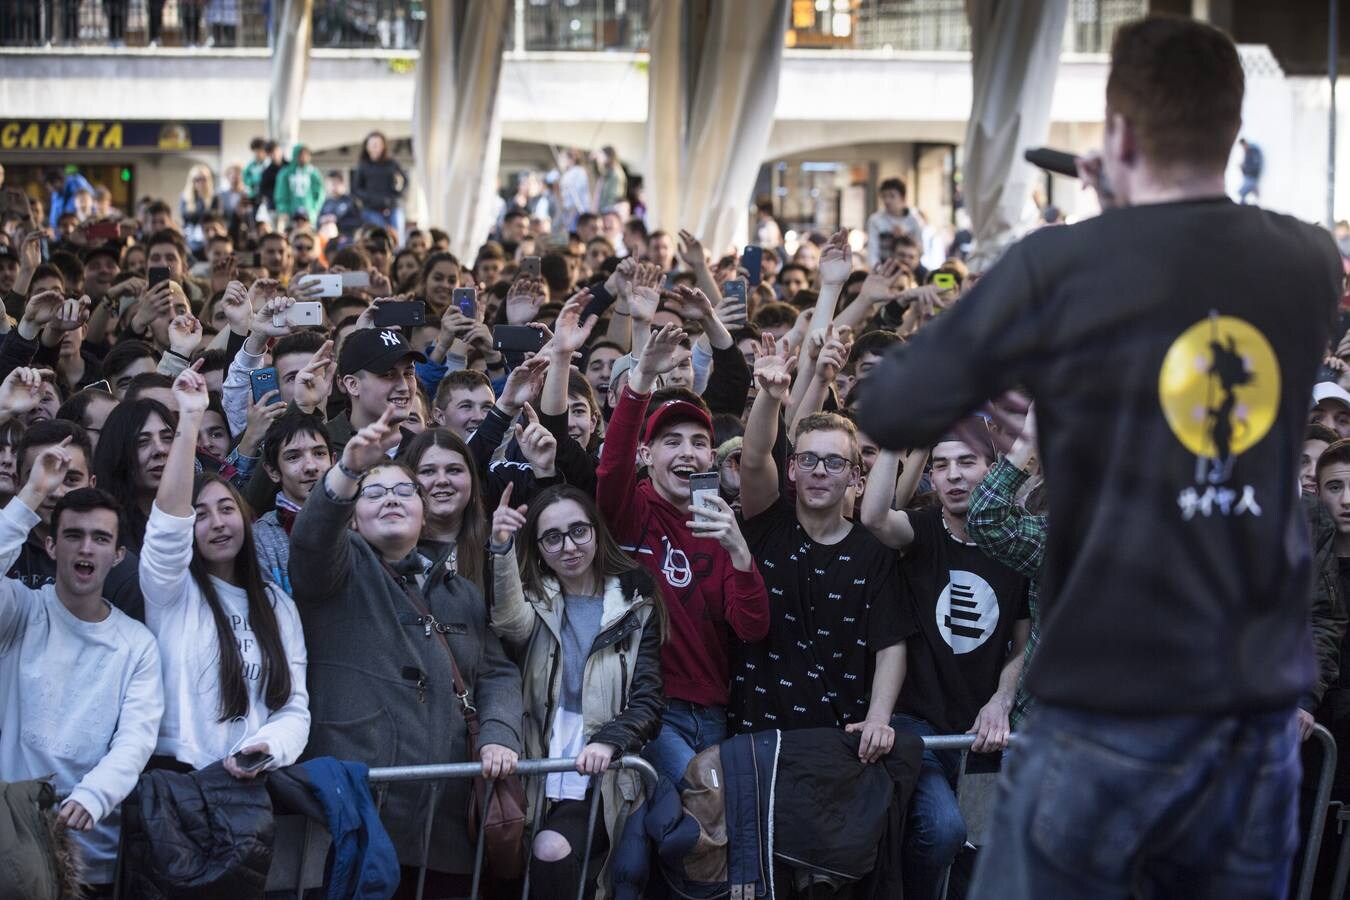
{"left": 1024, "top": 147, "right": 1081, "bottom": 179}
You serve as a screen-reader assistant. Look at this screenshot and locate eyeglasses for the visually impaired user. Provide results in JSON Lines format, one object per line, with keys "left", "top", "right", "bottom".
{"left": 792, "top": 451, "right": 854, "bottom": 474}
{"left": 537, "top": 523, "right": 594, "bottom": 554}
{"left": 358, "top": 482, "right": 419, "bottom": 501}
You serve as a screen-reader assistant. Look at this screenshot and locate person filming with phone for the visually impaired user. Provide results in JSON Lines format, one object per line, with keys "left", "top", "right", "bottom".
{"left": 858, "top": 17, "right": 1342, "bottom": 897}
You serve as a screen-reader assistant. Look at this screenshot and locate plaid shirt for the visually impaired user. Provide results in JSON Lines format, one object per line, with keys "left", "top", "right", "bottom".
{"left": 966, "top": 457, "right": 1045, "bottom": 727}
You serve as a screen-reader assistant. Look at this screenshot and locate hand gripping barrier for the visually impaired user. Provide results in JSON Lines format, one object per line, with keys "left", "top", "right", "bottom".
{"left": 366, "top": 754, "right": 659, "bottom": 900}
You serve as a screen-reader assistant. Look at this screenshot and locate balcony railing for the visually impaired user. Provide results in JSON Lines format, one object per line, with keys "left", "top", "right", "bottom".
{"left": 0, "top": 0, "right": 1141, "bottom": 53}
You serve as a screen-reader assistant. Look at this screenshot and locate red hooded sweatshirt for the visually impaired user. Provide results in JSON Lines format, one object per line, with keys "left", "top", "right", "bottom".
{"left": 596, "top": 386, "right": 769, "bottom": 707}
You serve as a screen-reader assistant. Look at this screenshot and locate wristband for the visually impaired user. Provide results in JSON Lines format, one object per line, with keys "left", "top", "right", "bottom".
{"left": 489, "top": 536, "right": 514, "bottom": 555}
{"left": 336, "top": 459, "right": 367, "bottom": 481}
{"left": 165, "top": 349, "right": 190, "bottom": 362}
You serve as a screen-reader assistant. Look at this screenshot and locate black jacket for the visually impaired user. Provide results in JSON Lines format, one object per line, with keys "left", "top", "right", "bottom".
{"left": 119, "top": 762, "right": 273, "bottom": 899}
{"left": 352, "top": 157, "right": 407, "bottom": 215}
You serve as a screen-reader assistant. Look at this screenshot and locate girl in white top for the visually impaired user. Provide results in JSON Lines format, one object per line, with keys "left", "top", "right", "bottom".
{"left": 139, "top": 364, "right": 309, "bottom": 775}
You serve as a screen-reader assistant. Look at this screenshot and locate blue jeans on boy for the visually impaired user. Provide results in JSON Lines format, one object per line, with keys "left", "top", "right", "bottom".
{"left": 643, "top": 699, "right": 727, "bottom": 787}
{"left": 893, "top": 714, "right": 968, "bottom": 900}
{"left": 969, "top": 703, "right": 1301, "bottom": 900}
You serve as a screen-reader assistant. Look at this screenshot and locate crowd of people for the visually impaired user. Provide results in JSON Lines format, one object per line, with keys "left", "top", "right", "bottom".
{"left": 2, "top": 73, "right": 1349, "bottom": 900}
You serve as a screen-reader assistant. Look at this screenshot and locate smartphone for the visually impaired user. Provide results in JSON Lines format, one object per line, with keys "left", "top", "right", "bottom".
{"left": 232, "top": 750, "right": 274, "bottom": 774}
{"left": 741, "top": 246, "right": 764, "bottom": 287}
{"left": 453, "top": 287, "right": 477, "bottom": 319}
{"left": 340, "top": 270, "right": 371, "bottom": 290}
{"left": 689, "top": 471, "right": 721, "bottom": 523}
{"left": 249, "top": 367, "right": 282, "bottom": 405}
{"left": 493, "top": 325, "right": 547, "bottom": 354}
{"left": 931, "top": 271, "right": 958, "bottom": 290}
{"left": 373, "top": 300, "right": 426, "bottom": 328}
{"left": 521, "top": 256, "right": 541, "bottom": 278}
{"left": 285, "top": 301, "right": 324, "bottom": 327}
{"left": 296, "top": 273, "right": 343, "bottom": 298}
{"left": 722, "top": 279, "right": 747, "bottom": 307}
{"left": 239, "top": 252, "right": 263, "bottom": 269}
{"left": 147, "top": 266, "right": 171, "bottom": 289}
{"left": 86, "top": 379, "right": 112, "bottom": 395}
{"left": 86, "top": 220, "right": 119, "bottom": 242}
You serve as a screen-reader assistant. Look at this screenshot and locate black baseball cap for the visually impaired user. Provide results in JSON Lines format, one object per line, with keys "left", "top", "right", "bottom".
{"left": 338, "top": 327, "right": 426, "bottom": 376}
{"left": 82, "top": 242, "right": 122, "bottom": 267}
{"left": 0, "top": 245, "right": 15, "bottom": 264}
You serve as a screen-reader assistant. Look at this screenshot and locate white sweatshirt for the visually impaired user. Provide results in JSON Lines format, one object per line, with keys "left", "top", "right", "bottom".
{"left": 139, "top": 504, "right": 310, "bottom": 771}
{"left": 0, "top": 498, "right": 163, "bottom": 884}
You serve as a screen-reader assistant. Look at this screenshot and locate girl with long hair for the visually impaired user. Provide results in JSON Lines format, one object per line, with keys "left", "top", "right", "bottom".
{"left": 91, "top": 398, "right": 175, "bottom": 553}
{"left": 180, "top": 163, "right": 215, "bottom": 255}
{"left": 490, "top": 484, "right": 666, "bottom": 900}
{"left": 398, "top": 427, "right": 488, "bottom": 594}
{"left": 353, "top": 130, "right": 408, "bottom": 237}
{"left": 138, "top": 366, "right": 309, "bottom": 775}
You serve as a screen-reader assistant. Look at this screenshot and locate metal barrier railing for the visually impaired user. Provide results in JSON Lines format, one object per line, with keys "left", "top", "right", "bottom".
{"left": 1296, "top": 725, "right": 1338, "bottom": 900}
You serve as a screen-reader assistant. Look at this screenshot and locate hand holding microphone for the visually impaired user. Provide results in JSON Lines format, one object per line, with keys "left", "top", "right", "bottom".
{"left": 1025, "top": 147, "right": 1118, "bottom": 208}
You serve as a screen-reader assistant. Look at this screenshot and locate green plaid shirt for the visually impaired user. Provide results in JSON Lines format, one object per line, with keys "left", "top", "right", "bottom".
{"left": 966, "top": 457, "right": 1045, "bottom": 727}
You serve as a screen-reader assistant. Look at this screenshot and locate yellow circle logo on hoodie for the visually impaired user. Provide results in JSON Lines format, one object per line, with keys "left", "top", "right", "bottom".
{"left": 1158, "top": 314, "right": 1280, "bottom": 461}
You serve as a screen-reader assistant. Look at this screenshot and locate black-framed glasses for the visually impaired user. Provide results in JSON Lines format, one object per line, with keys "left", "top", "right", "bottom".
{"left": 792, "top": 451, "right": 853, "bottom": 474}
{"left": 538, "top": 523, "right": 594, "bottom": 554}
{"left": 358, "top": 482, "right": 419, "bottom": 501}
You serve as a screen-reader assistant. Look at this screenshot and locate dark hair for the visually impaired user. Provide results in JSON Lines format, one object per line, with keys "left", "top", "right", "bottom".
{"left": 419, "top": 250, "right": 460, "bottom": 288}
{"left": 850, "top": 329, "right": 902, "bottom": 364}
{"left": 392, "top": 249, "right": 421, "bottom": 292}
{"left": 25, "top": 263, "right": 65, "bottom": 296}
{"left": 1307, "top": 424, "right": 1340, "bottom": 445}
{"left": 1106, "top": 16, "right": 1242, "bottom": 173}
{"left": 879, "top": 177, "right": 907, "bottom": 197}
{"left": 503, "top": 207, "right": 529, "bottom": 224}
{"left": 258, "top": 231, "right": 286, "bottom": 249}
{"left": 434, "top": 369, "right": 493, "bottom": 412}
{"left": 188, "top": 473, "right": 293, "bottom": 720}
{"left": 145, "top": 228, "right": 189, "bottom": 266}
{"left": 429, "top": 228, "right": 450, "bottom": 246}
{"left": 102, "top": 339, "right": 158, "bottom": 386}
{"left": 250, "top": 138, "right": 266, "bottom": 151}
{"left": 712, "top": 412, "right": 744, "bottom": 448}
{"left": 360, "top": 129, "right": 391, "bottom": 163}
{"left": 192, "top": 348, "right": 230, "bottom": 375}
{"left": 46, "top": 251, "right": 83, "bottom": 293}
{"left": 51, "top": 487, "right": 125, "bottom": 548}
{"left": 124, "top": 372, "right": 175, "bottom": 402}
{"left": 272, "top": 330, "right": 326, "bottom": 363}
{"left": 18, "top": 419, "right": 92, "bottom": 481}
{"left": 261, "top": 411, "right": 331, "bottom": 472}
{"left": 566, "top": 369, "right": 604, "bottom": 451}
{"left": 541, "top": 253, "right": 571, "bottom": 296}
{"left": 576, "top": 212, "right": 600, "bottom": 230}
{"left": 777, "top": 262, "right": 809, "bottom": 283}
{"left": 517, "top": 484, "right": 667, "bottom": 638}
{"left": 752, "top": 301, "right": 797, "bottom": 331}
{"left": 92, "top": 398, "right": 175, "bottom": 550}
{"left": 56, "top": 387, "right": 113, "bottom": 431}
{"left": 330, "top": 246, "right": 371, "bottom": 271}
{"left": 398, "top": 428, "right": 487, "bottom": 594}
{"left": 1317, "top": 438, "right": 1350, "bottom": 483}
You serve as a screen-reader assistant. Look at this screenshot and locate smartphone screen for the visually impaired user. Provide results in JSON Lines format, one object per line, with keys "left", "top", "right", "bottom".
{"left": 147, "top": 267, "right": 171, "bottom": 289}
{"left": 86, "top": 221, "right": 119, "bottom": 242}
{"left": 373, "top": 301, "right": 426, "bottom": 328}
{"left": 722, "top": 279, "right": 747, "bottom": 306}
{"left": 521, "top": 256, "right": 541, "bottom": 279}
{"left": 233, "top": 750, "right": 273, "bottom": 773}
{"left": 250, "top": 367, "right": 282, "bottom": 405}
{"left": 453, "top": 287, "right": 477, "bottom": 319}
{"left": 493, "top": 325, "right": 547, "bottom": 354}
{"left": 689, "top": 471, "right": 720, "bottom": 523}
{"left": 741, "top": 246, "right": 764, "bottom": 287}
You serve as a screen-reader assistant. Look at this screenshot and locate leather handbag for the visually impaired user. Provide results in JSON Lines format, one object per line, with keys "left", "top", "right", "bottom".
{"left": 386, "top": 560, "right": 528, "bottom": 879}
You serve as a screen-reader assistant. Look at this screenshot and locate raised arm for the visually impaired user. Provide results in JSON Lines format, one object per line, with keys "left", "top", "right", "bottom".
{"left": 740, "top": 335, "right": 789, "bottom": 520}
{"left": 859, "top": 448, "right": 916, "bottom": 550}
{"left": 487, "top": 485, "right": 535, "bottom": 645}
{"left": 677, "top": 230, "right": 723, "bottom": 306}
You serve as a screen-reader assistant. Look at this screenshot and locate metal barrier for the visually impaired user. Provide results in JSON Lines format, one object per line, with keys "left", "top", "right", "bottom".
{"left": 361, "top": 755, "right": 658, "bottom": 900}
{"left": 1296, "top": 725, "right": 1338, "bottom": 900}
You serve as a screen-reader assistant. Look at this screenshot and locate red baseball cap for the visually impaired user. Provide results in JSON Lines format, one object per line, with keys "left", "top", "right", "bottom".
{"left": 643, "top": 399, "right": 713, "bottom": 444}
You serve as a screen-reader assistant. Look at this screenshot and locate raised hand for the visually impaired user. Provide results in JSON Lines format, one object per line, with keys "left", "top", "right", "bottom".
{"left": 815, "top": 330, "right": 850, "bottom": 385}
{"left": 685, "top": 494, "right": 753, "bottom": 571}
{"left": 246, "top": 277, "right": 281, "bottom": 310}
{"left": 22, "top": 435, "right": 73, "bottom": 500}
{"left": 0, "top": 367, "right": 44, "bottom": 420}
{"left": 506, "top": 275, "right": 547, "bottom": 325}
{"left": 172, "top": 362, "right": 211, "bottom": 417}
{"left": 818, "top": 229, "right": 853, "bottom": 285}
{"left": 670, "top": 285, "right": 717, "bottom": 321}
{"left": 491, "top": 482, "right": 529, "bottom": 546}
{"left": 857, "top": 259, "right": 907, "bottom": 307}
{"left": 18, "top": 231, "right": 42, "bottom": 271}
{"left": 606, "top": 257, "right": 637, "bottom": 299}
{"left": 498, "top": 355, "right": 549, "bottom": 414}
{"left": 44, "top": 296, "right": 91, "bottom": 339}
{"left": 753, "top": 333, "right": 792, "bottom": 402}
{"left": 250, "top": 296, "right": 296, "bottom": 338}
{"left": 209, "top": 254, "right": 237, "bottom": 295}
{"left": 293, "top": 339, "right": 337, "bottom": 411}
{"left": 22, "top": 290, "right": 66, "bottom": 331}
{"left": 168, "top": 314, "right": 203, "bottom": 356}
{"left": 341, "top": 406, "right": 404, "bottom": 474}
{"left": 627, "top": 263, "right": 663, "bottom": 324}
{"left": 633, "top": 322, "right": 688, "bottom": 390}
{"left": 677, "top": 229, "right": 708, "bottom": 270}
{"left": 552, "top": 291, "right": 598, "bottom": 354}
{"left": 515, "top": 403, "right": 558, "bottom": 475}
{"left": 220, "top": 280, "right": 251, "bottom": 334}
{"left": 237, "top": 389, "right": 286, "bottom": 458}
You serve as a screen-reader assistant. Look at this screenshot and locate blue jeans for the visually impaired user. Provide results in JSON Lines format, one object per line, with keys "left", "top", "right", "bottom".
{"left": 643, "top": 699, "right": 727, "bottom": 787}
{"left": 893, "top": 714, "right": 967, "bottom": 900}
{"left": 969, "top": 703, "right": 1301, "bottom": 900}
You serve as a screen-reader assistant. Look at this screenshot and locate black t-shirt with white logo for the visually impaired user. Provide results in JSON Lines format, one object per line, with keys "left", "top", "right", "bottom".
{"left": 730, "top": 498, "right": 912, "bottom": 733}
{"left": 898, "top": 507, "right": 1029, "bottom": 734}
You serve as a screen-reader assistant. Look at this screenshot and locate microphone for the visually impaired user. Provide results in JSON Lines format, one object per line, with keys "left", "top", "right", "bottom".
{"left": 1024, "top": 147, "right": 1080, "bottom": 178}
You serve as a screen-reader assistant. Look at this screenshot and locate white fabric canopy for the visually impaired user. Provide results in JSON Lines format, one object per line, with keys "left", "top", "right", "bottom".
{"left": 413, "top": 0, "right": 510, "bottom": 261}
{"left": 266, "top": 0, "right": 313, "bottom": 151}
{"left": 644, "top": 0, "right": 789, "bottom": 254}
{"left": 962, "top": 0, "right": 1069, "bottom": 270}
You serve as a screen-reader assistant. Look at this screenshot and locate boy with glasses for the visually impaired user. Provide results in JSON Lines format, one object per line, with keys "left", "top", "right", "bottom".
{"left": 734, "top": 346, "right": 909, "bottom": 763}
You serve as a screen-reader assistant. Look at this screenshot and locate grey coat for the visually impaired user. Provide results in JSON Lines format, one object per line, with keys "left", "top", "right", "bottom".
{"left": 289, "top": 482, "right": 523, "bottom": 873}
